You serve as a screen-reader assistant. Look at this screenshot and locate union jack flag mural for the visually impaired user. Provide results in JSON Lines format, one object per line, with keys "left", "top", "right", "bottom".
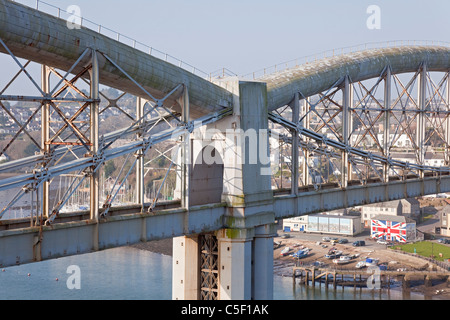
{"left": 371, "top": 219, "right": 409, "bottom": 243}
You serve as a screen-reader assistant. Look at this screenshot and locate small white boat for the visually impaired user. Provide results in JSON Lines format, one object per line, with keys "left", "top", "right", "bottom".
{"left": 325, "top": 250, "right": 343, "bottom": 259}
{"left": 355, "top": 261, "right": 366, "bottom": 269}
{"left": 332, "top": 255, "right": 352, "bottom": 265}
{"left": 280, "top": 247, "right": 290, "bottom": 256}
{"left": 365, "top": 258, "right": 379, "bottom": 267}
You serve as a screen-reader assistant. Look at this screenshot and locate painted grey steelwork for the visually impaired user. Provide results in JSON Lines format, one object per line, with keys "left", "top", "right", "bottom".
{"left": 0, "top": 0, "right": 233, "bottom": 117}
{"left": 264, "top": 46, "right": 450, "bottom": 111}
{"left": 2, "top": 1, "right": 450, "bottom": 115}
{"left": 2, "top": 0, "right": 450, "bottom": 300}
{"left": 2, "top": 173, "right": 450, "bottom": 268}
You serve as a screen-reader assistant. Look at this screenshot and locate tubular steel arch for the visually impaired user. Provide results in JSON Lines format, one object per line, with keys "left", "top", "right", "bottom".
{"left": 268, "top": 58, "right": 450, "bottom": 194}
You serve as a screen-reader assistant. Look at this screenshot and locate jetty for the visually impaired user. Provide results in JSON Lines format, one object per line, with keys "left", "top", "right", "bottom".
{"left": 293, "top": 266, "right": 450, "bottom": 290}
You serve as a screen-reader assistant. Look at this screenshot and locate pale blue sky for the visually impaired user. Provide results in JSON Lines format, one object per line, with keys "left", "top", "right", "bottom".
{"left": 9, "top": 0, "right": 450, "bottom": 76}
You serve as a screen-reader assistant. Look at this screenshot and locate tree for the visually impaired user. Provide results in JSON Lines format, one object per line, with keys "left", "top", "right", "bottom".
{"left": 23, "top": 142, "right": 39, "bottom": 157}
{"left": 104, "top": 160, "right": 116, "bottom": 178}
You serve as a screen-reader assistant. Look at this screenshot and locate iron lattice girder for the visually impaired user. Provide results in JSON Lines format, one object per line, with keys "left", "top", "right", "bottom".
{"left": 268, "top": 112, "right": 450, "bottom": 175}
{"left": 0, "top": 30, "right": 235, "bottom": 221}
{"left": 0, "top": 106, "right": 232, "bottom": 219}
{"left": 0, "top": 43, "right": 232, "bottom": 221}
{"left": 0, "top": 112, "right": 176, "bottom": 174}
{"left": 0, "top": 44, "right": 98, "bottom": 161}
{"left": 270, "top": 65, "right": 450, "bottom": 186}
{"left": 200, "top": 234, "right": 219, "bottom": 300}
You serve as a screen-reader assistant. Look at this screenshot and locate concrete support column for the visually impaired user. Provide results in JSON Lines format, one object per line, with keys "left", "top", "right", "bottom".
{"left": 172, "top": 79, "right": 275, "bottom": 301}
{"left": 40, "top": 65, "right": 50, "bottom": 219}
{"left": 252, "top": 224, "right": 276, "bottom": 300}
{"left": 219, "top": 80, "right": 272, "bottom": 206}
{"left": 172, "top": 235, "right": 200, "bottom": 300}
{"left": 217, "top": 229, "right": 253, "bottom": 300}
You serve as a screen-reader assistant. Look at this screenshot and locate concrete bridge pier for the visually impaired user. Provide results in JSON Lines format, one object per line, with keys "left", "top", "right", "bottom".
{"left": 172, "top": 79, "right": 277, "bottom": 300}
{"left": 252, "top": 224, "right": 276, "bottom": 299}
{"left": 216, "top": 225, "right": 276, "bottom": 300}
{"left": 172, "top": 224, "right": 275, "bottom": 300}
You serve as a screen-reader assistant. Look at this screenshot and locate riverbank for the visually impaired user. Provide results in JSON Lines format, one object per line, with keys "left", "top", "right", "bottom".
{"left": 129, "top": 239, "right": 173, "bottom": 256}
{"left": 273, "top": 236, "right": 450, "bottom": 300}
{"left": 129, "top": 236, "right": 450, "bottom": 299}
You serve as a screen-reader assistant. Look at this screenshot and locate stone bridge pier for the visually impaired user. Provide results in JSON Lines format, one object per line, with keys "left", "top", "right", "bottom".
{"left": 172, "top": 80, "right": 277, "bottom": 300}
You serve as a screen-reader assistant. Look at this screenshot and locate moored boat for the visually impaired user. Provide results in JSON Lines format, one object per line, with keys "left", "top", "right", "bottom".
{"left": 355, "top": 261, "right": 366, "bottom": 269}
{"left": 292, "top": 248, "right": 310, "bottom": 259}
{"left": 332, "top": 255, "right": 352, "bottom": 265}
{"left": 365, "top": 258, "right": 379, "bottom": 267}
{"left": 280, "top": 247, "right": 290, "bottom": 256}
{"left": 325, "top": 249, "right": 343, "bottom": 259}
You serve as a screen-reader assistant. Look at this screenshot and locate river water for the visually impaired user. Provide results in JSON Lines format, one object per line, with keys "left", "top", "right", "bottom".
{"left": 0, "top": 246, "right": 431, "bottom": 300}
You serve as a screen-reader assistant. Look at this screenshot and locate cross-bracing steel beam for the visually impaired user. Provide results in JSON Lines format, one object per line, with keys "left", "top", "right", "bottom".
{"left": 0, "top": 40, "right": 232, "bottom": 223}
{"left": 269, "top": 67, "right": 450, "bottom": 194}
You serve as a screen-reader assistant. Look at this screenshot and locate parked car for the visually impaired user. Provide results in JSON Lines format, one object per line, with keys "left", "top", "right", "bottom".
{"left": 353, "top": 240, "right": 366, "bottom": 247}
{"left": 377, "top": 239, "right": 388, "bottom": 245}
{"left": 338, "top": 239, "right": 348, "bottom": 244}
{"left": 438, "top": 238, "right": 450, "bottom": 244}
{"left": 379, "top": 264, "right": 388, "bottom": 271}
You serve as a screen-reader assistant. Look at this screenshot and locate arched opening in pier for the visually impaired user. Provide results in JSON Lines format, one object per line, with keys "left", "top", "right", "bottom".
{"left": 190, "top": 146, "right": 224, "bottom": 206}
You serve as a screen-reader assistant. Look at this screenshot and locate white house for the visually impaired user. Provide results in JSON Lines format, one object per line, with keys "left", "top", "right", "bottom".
{"left": 0, "top": 153, "right": 9, "bottom": 163}
{"left": 283, "top": 216, "right": 308, "bottom": 232}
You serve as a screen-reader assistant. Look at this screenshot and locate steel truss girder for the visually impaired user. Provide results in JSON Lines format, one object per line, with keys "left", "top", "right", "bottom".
{"left": 0, "top": 105, "right": 231, "bottom": 219}
{"left": 0, "top": 41, "right": 231, "bottom": 222}
{"left": 0, "top": 47, "right": 104, "bottom": 224}
{"left": 269, "top": 111, "right": 450, "bottom": 178}
{"left": 270, "top": 65, "right": 450, "bottom": 192}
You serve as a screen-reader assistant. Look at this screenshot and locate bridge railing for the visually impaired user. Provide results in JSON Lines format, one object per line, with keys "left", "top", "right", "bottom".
{"left": 243, "top": 40, "right": 450, "bottom": 80}
{"left": 11, "top": 0, "right": 212, "bottom": 80}
{"left": 12, "top": 2, "right": 450, "bottom": 84}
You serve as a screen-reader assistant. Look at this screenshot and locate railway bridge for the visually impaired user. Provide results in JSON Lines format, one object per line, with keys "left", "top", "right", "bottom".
{"left": 0, "top": 0, "right": 450, "bottom": 300}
